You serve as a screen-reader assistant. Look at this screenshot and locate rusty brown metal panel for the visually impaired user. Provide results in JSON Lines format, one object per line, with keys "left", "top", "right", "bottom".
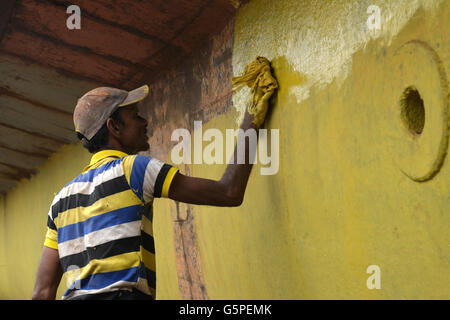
{"left": 195, "top": 19, "right": 235, "bottom": 119}
{"left": 50, "top": 0, "right": 210, "bottom": 43}
{"left": 139, "top": 17, "right": 235, "bottom": 299}
{"left": 142, "top": 18, "right": 235, "bottom": 160}
{"left": 0, "top": 0, "right": 16, "bottom": 44}
{"left": 14, "top": 0, "right": 165, "bottom": 67}
{"left": 171, "top": 0, "right": 235, "bottom": 54}
{"left": 120, "top": 0, "right": 236, "bottom": 90}
{"left": 1, "top": 29, "right": 132, "bottom": 86}
{"left": 120, "top": 42, "right": 186, "bottom": 90}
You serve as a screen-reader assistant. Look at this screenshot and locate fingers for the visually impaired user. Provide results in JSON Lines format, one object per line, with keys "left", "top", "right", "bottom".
{"left": 259, "top": 90, "right": 275, "bottom": 104}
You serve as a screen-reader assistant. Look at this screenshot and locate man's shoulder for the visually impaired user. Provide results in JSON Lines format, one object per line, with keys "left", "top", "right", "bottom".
{"left": 121, "top": 154, "right": 157, "bottom": 169}
{"left": 54, "top": 157, "right": 127, "bottom": 197}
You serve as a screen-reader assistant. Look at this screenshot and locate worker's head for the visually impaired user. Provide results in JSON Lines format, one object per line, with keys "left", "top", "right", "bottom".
{"left": 74, "top": 85, "right": 149, "bottom": 154}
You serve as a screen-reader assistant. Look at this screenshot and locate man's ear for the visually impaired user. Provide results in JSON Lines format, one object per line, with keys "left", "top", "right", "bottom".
{"left": 106, "top": 118, "right": 121, "bottom": 138}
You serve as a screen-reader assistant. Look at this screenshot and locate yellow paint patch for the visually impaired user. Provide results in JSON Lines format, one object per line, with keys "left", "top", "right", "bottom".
{"left": 191, "top": 0, "right": 449, "bottom": 299}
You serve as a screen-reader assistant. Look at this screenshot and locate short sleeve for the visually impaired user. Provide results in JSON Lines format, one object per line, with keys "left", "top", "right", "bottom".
{"left": 44, "top": 214, "right": 58, "bottom": 250}
{"left": 122, "top": 155, "right": 179, "bottom": 203}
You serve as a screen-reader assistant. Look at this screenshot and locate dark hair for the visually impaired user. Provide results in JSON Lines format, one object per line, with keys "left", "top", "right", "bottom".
{"left": 77, "top": 108, "right": 124, "bottom": 153}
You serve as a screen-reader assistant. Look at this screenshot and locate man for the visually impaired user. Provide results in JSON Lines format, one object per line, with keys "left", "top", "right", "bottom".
{"left": 32, "top": 62, "right": 277, "bottom": 300}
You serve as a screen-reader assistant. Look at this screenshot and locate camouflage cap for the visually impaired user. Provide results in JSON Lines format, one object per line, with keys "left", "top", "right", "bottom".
{"left": 73, "top": 85, "right": 149, "bottom": 140}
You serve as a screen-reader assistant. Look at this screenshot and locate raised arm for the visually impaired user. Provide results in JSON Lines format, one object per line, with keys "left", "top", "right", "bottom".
{"left": 168, "top": 88, "right": 275, "bottom": 207}
{"left": 168, "top": 57, "right": 277, "bottom": 207}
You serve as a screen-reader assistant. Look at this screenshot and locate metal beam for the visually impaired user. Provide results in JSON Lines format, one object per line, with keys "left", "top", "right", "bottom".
{"left": 0, "top": 87, "right": 72, "bottom": 119}
{"left": 45, "top": 0, "right": 175, "bottom": 47}
{"left": 0, "top": 0, "right": 16, "bottom": 45}
{"left": 0, "top": 161, "right": 37, "bottom": 179}
{"left": 0, "top": 48, "right": 117, "bottom": 88}
{"left": 10, "top": 23, "right": 152, "bottom": 73}
{"left": 0, "top": 144, "right": 49, "bottom": 159}
{"left": 0, "top": 122, "right": 70, "bottom": 145}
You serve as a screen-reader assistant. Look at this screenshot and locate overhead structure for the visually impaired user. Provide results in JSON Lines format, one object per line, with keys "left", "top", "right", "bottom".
{"left": 0, "top": 0, "right": 236, "bottom": 194}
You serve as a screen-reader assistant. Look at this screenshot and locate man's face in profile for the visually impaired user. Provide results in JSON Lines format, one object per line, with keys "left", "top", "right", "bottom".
{"left": 117, "top": 103, "right": 149, "bottom": 154}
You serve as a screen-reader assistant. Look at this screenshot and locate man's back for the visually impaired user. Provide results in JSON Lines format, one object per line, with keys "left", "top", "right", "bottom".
{"left": 45, "top": 150, "right": 178, "bottom": 299}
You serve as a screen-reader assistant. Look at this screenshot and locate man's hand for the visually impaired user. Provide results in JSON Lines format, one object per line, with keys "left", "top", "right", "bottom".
{"left": 168, "top": 57, "right": 277, "bottom": 207}
{"left": 248, "top": 86, "right": 276, "bottom": 128}
{"left": 247, "top": 63, "right": 278, "bottom": 128}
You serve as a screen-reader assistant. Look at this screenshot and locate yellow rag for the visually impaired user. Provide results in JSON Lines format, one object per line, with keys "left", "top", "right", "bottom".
{"left": 232, "top": 56, "right": 278, "bottom": 127}
{"left": 230, "top": 0, "right": 241, "bottom": 9}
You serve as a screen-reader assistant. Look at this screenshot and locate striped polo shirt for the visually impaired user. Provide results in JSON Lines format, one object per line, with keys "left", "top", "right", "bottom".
{"left": 44, "top": 150, "right": 178, "bottom": 300}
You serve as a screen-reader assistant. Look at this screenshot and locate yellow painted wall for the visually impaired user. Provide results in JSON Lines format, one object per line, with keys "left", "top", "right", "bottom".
{"left": 0, "top": 143, "right": 90, "bottom": 299}
{"left": 190, "top": 0, "right": 449, "bottom": 299}
{"left": 0, "top": 142, "right": 180, "bottom": 299}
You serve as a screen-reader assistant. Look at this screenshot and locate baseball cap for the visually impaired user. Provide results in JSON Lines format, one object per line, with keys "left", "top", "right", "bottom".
{"left": 73, "top": 85, "right": 149, "bottom": 140}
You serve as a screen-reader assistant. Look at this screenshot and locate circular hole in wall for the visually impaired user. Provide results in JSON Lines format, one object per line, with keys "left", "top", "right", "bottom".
{"left": 399, "top": 86, "right": 425, "bottom": 135}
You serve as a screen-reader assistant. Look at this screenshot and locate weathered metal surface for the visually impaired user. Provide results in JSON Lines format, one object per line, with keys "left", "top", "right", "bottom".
{"left": 0, "top": 0, "right": 16, "bottom": 43}
{"left": 171, "top": 0, "right": 235, "bottom": 54}
{"left": 0, "top": 53, "right": 99, "bottom": 113}
{"left": 143, "top": 19, "right": 235, "bottom": 161}
{"left": 51, "top": 0, "right": 211, "bottom": 43}
{"left": 0, "top": 96, "right": 75, "bottom": 142}
{"left": 2, "top": 29, "right": 134, "bottom": 85}
{"left": 14, "top": 0, "right": 165, "bottom": 67}
{"left": 139, "top": 17, "right": 235, "bottom": 300}
{"left": 0, "top": 147, "right": 46, "bottom": 171}
{"left": 0, "top": 0, "right": 236, "bottom": 194}
{"left": 0, "top": 125, "right": 64, "bottom": 154}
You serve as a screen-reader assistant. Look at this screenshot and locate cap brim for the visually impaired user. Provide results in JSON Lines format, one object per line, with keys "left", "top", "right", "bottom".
{"left": 119, "top": 85, "right": 149, "bottom": 107}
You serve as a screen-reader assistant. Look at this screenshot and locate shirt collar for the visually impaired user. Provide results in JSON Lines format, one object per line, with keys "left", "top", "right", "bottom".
{"left": 89, "top": 149, "right": 129, "bottom": 166}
